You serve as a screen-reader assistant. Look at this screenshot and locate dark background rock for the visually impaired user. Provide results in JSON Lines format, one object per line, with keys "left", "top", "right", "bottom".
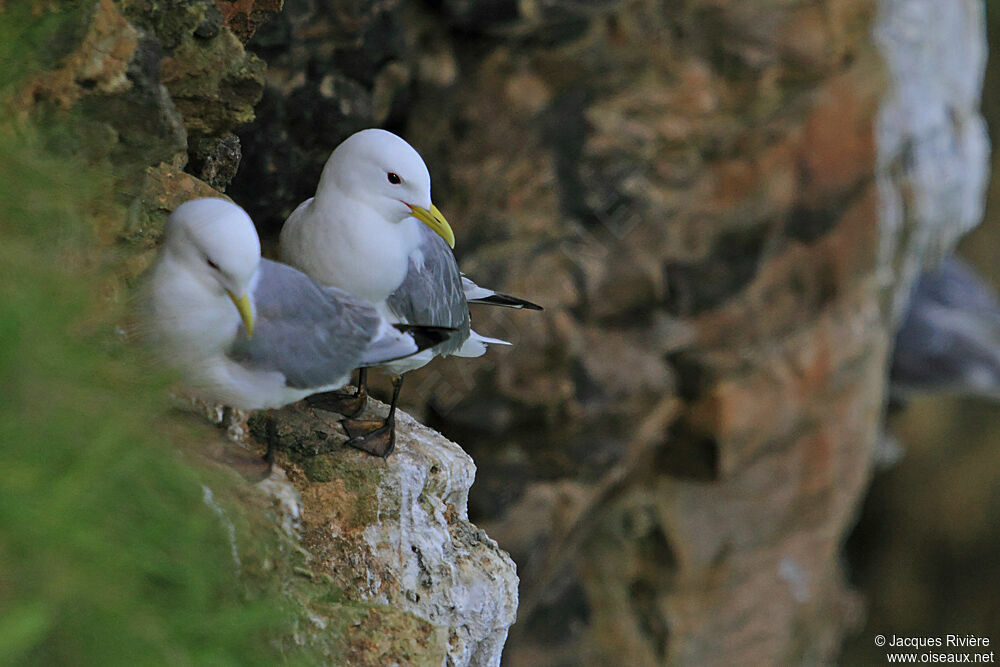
{"left": 223, "top": 0, "right": 990, "bottom": 663}
{"left": 187, "top": 131, "right": 242, "bottom": 189}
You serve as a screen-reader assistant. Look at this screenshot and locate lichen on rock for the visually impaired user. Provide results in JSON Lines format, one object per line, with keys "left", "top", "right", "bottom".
{"left": 23, "top": 0, "right": 265, "bottom": 247}
{"left": 160, "top": 26, "right": 264, "bottom": 136}
{"left": 251, "top": 399, "right": 519, "bottom": 666}
{"left": 216, "top": 0, "right": 283, "bottom": 44}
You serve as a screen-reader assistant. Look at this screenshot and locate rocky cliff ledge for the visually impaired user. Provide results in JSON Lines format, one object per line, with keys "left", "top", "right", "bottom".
{"left": 241, "top": 401, "right": 518, "bottom": 664}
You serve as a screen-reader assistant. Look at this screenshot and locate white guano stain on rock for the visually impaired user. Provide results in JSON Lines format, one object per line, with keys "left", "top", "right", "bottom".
{"left": 360, "top": 409, "right": 519, "bottom": 667}
{"left": 875, "top": 0, "right": 990, "bottom": 324}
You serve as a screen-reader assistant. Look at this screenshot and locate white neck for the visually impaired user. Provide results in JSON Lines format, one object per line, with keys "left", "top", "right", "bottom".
{"left": 281, "top": 193, "right": 421, "bottom": 303}
{"left": 147, "top": 254, "right": 241, "bottom": 365}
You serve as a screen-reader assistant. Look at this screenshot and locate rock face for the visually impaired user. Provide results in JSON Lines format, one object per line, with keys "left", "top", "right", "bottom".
{"left": 23, "top": 0, "right": 265, "bottom": 275}
{"left": 225, "top": 0, "right": 989, "bottom": 664}
{"left": 29, "top": 0, "right": 989, "bottom": 663}
{"left": 254, "top": 401, "right": 519, "bottom": 666}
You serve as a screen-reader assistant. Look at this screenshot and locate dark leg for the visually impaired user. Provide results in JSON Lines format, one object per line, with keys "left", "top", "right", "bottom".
{"left": 341, "top": 374, "right": 403, "bottom": 458}
{"left": 305, "top": 368, "right": 369, "bottom": 417}
{"left": 263, "top": 410, "right": 277, "bottom": 474}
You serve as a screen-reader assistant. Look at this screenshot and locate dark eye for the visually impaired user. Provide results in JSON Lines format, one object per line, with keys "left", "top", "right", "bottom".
{"left": 387, "top": 172, "right": 402, "bottom": 185}
{"left": 206, "top": 257, "right": 220, "bottom": 271}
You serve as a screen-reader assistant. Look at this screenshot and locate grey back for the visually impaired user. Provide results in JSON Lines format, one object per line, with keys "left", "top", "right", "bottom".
{"left": 228, "top": 259, "right": 379, "bottom": 389}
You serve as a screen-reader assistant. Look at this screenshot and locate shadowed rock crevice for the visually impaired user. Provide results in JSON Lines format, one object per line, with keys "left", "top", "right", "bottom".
{"left": 627, "top": 519, "right": 680, "bottom": 658}
{"left": 546, "top": 88, "right": 595, "bottom": 226}
{"left": 785, "top": 176, "right": 874, "bottom": 244}
{"left": 521, "top": 580, "right": 591, "bottom": 647}
{"left": 628, "top": 579, "right": 670, "bottom": 660}
{"left": 662, "top": 225, "right": 770, "bottom": 316}
{"left": 658, "top": 420, "right": 720, "bottom": 482}
{"left": 667, "top": 352, "right": 715, "bottom": 402}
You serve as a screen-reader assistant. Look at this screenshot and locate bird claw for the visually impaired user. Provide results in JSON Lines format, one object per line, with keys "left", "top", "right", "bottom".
{"left": 341, "top": 418, "right": 396, "bottom": 458}
{"left": 306, "top": 388, "right": 368, "bottom": 417}
{"left": 340, "top": 417, "right": 385, "bottom": 437}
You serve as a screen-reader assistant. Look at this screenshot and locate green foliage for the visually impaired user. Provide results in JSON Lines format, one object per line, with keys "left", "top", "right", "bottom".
{"left": 0, "top": 4, "right": 393, "bottom": 663}
{"left": 0, "top": 13, "right": 306, "bottom": 661}
{"left": 0, "top": 119, "right": 295, "bottom": 667}
{"left": 0, "top": 1, "right": 89, "bottom": 94}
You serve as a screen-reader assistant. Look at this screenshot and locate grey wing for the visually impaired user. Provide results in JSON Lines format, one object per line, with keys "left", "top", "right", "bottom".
{"left": 918, "top": 256, "right": 1000, "bottom": 314}
{"left": 891, "top": 256, "right": 1000, "bottom": 398}
{"left": 385, "top": 225, "right": 471, "bottom": 356}
{"left": 227, "top": 260, "right": 380, "bottom": 389}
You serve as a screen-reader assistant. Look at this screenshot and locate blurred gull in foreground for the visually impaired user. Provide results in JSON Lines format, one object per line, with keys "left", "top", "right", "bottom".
{"left": 281, "top": 129, "right": 541, "bottom": 457}
{"left": 142, "top": 198, "right": 451, "bottom": 418}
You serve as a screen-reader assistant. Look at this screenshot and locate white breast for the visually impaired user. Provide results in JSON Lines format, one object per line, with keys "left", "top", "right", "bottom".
{"left": 280, "top": 197, "right": 415, "bottom": 303}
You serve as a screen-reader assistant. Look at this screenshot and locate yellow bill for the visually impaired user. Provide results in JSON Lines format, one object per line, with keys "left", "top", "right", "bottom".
{"left": 409, "top": 203, "right": 455, "bottom": 249}
{"left": 227, "top": 291, "right": 255, "bottom": 338}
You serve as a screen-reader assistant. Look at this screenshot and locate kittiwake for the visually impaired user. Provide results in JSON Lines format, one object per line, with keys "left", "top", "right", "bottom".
{"left": 142, "top": 197, "right": 451, "bottom": 418}
{"left": 280, "top": 129, "right": 541, "bottom": 457}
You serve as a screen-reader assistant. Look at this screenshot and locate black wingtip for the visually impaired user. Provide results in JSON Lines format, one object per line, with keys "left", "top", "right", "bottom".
{"left": 470, "top": 293, "right": 544, "bottom": 310}
{"left": 393, "top": 324, "right": 457, "bottom": 352}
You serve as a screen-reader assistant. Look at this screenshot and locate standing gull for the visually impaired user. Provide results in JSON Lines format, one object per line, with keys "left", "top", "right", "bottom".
{"left": 142, "top": 197, "right": 451, "bottom": 420}
{"left": 281, "top": 129, "right": 541, "bottom": 457}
